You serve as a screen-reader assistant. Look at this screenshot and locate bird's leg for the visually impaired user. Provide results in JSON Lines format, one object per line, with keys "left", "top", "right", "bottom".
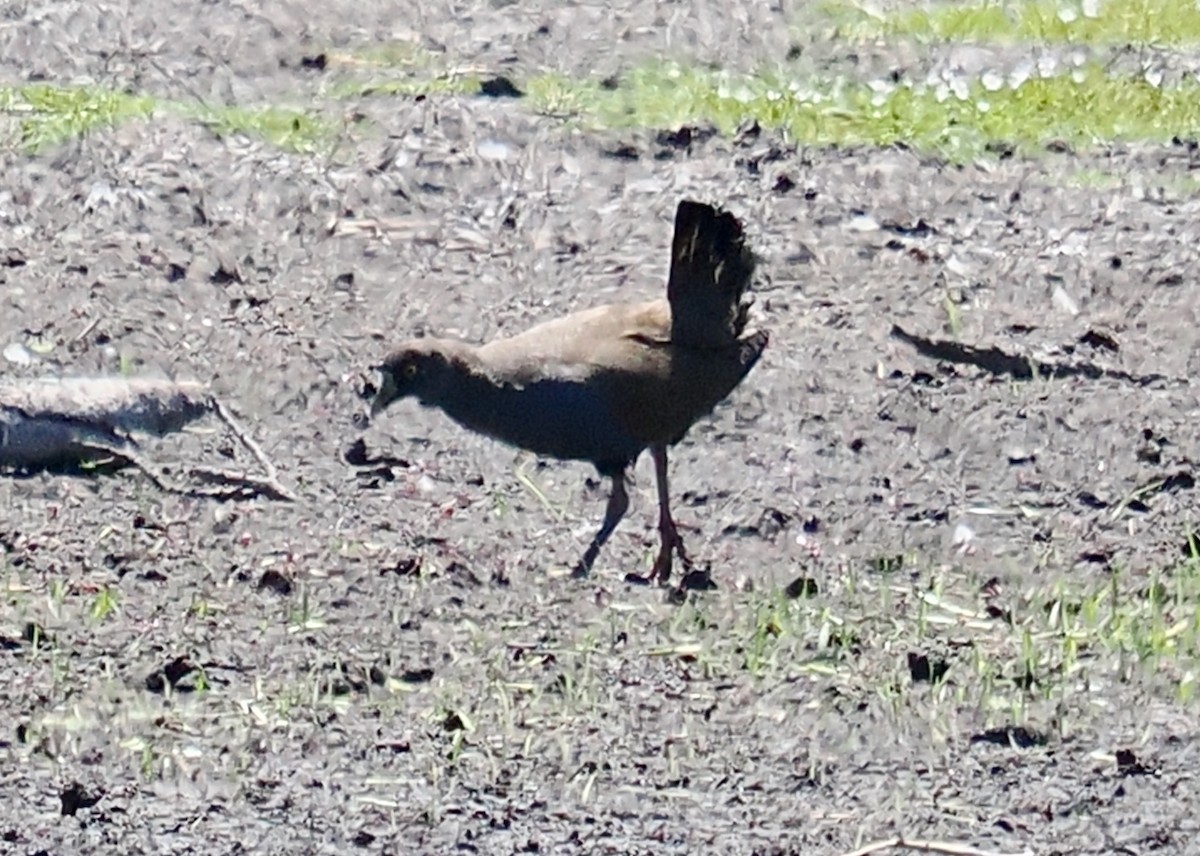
{"left": 572, "top": 470, "right": 630, "bottom": 578}
{"left": 644, "top": 444, "right": 690, "bottom": 585}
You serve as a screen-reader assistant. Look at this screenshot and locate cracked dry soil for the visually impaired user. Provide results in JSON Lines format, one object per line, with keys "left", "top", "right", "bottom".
{"left": 2, "top": 1, "right": 1200, "bottom": 854}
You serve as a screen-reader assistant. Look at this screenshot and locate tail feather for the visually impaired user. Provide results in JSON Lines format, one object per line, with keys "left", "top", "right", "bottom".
{"left": 666, "top": 200, "right": 758, "bottom": 349}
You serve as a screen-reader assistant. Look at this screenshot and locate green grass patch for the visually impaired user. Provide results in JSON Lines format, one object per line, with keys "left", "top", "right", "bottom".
{"left": 830, "top": 0, "right": 1200, "bottom": 46}
{"left": 0, "top": 84, "right": 155, "bottom": 150}
{"left": 351, "top": 40, "right": 442, "bottom": 69}
{"left": 427, "top": 547, "right": 1200, "bottom": 749}
{"left": 324, "top": 38, "right": 484, "bottom": 100}
{"left": 334, "top": 74, "right": 478, "bottom": 100}
{"left": 187, "top": 104, "right": 335, "bottom": 153}
{"left": 508, "top": 60, "right": 1200, "bottom": 159}
{"left": 0, "top": 83, "right": 334, "bottom": 154}
{"left": 13, "top": 50, "right": 1200, "bottom": 160}
{"left": 341, "top": 57, "right": 1200, "bottom": 158}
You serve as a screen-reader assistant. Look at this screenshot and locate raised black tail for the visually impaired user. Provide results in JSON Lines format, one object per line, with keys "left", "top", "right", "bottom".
{"left": 666, "top": 200, "right": 758, "bottom": 349}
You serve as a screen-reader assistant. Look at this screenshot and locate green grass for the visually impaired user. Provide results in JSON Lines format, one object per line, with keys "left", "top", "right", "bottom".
{"left": 187, "top": 103, "right": 334, "bottom": 152}
{"left": 351, "top": 40, "right": 442, "bottom": 69}
{"left": 508, "top": 60, "right": 1200, "bottom": 159}
{"left": 8, "top": 525, "right": 1200, "bottom": 816}
{"left": 356, "top": 59, "right": 1187, "bottom": 160}
{"left": 334, "top": 58, "right": 1200, "bottom": 159}
{"left": 831, "top": 0, "right": 1200, "bottom": 45}
{"left": 0, "top": 83, "right": 334, "bottom": 153}
{"left": 1, "top": 84, "right": 155, "bottom": 150}
{"left": 9, "top": 40, "right": 1200, "bottom": 161}
{"left": 335, "top": 74, "right": 477, "bottom": 99}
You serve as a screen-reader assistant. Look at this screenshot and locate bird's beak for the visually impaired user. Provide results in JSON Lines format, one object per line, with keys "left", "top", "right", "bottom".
{"left": 369, "top": 371, "right": 397, "bottom": 419}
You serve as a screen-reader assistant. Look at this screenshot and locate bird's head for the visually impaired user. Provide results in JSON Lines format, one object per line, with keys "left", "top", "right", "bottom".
{"left": 368, "top": 340, "right": 460, "bottom": 419}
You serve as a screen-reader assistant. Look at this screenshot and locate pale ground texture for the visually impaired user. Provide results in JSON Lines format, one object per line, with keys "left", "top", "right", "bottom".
{"left": 1, "top": 1, "right": 1199, "bottom": 855}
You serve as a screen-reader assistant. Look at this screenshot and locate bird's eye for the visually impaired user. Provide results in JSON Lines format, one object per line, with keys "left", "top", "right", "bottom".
{"left": 403, "top": 363, "right": 419, "bottom": 379}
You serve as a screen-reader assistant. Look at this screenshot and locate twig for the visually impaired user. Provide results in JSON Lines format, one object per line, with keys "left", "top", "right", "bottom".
{"left": 74, "top": 444, "right": 294, "bottom": 503}
{"left": 837, "top": 837, "right": 1032, "bottom": 856}
{"left": 208, "top": 397, "right": 295, "bottom": 501}
{"left": 74, "top": 442, "right": 177, "bottom": 494}
{"left": 72, "top": 316, "right": 101, "bottom": 343}
{"left": 187, "top": 465, "right": 295, "bottom": 502}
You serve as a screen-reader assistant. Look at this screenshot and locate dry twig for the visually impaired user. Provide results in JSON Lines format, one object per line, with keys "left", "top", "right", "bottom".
{"left": 837, "top": 837, "right": 1032, "bottom": 856}
{"left": 0, "top": 376, "right": 294, "bottom": 501}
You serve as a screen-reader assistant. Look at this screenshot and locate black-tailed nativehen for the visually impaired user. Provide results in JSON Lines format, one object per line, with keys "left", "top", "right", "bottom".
{"left": 368, "top": 200, "right": 768, "bottom": 585}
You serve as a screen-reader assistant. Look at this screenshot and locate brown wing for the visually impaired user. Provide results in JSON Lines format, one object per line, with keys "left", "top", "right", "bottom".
{"left": 666, "top": 200, "right": 757, "bottom": 349}
{"left": 476, "top": 299, "right": 672, "bottom": 384}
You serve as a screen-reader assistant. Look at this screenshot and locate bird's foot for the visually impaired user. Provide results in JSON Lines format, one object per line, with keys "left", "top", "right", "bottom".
{"left": 572, "top": 539, "right": 603, "bottom": 580}
{"left": 624, "top": 526, "right": 691, "bottom": 587}
{"left": 571, "top": 556, "right": 594, "bottom": 580}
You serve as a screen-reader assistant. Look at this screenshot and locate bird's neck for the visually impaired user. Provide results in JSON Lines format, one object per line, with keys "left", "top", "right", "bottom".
{"left": 418, "top": 339, "right": 513, "bottom": 435}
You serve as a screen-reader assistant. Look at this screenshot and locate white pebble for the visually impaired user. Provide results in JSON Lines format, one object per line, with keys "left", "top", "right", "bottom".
{"left": 3, "top": 342, "right": 33, "bottom": 365}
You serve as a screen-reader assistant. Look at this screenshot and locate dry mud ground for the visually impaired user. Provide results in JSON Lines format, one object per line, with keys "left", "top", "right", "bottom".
{"left": 3, "top": 1, "right": 1200, "bottom": 854}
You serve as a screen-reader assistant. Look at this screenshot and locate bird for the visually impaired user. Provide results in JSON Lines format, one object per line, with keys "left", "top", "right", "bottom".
{"left": 367, "top": 199, "right": 768, "bottom": 585}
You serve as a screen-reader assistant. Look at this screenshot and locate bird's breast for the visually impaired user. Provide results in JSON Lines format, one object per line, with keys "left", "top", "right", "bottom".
{"left": 433, "top": 375, "right": 644, "bottom": 466}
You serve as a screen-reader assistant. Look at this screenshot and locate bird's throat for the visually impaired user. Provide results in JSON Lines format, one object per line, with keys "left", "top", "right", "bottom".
{"left": 417, "top": 347, "right": 509, "bottom": 433}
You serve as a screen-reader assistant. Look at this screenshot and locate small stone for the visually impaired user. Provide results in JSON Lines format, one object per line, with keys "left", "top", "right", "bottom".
{"left": 476, "top": 138, "right": 512, "bottom": 162}
{"left": 847, "top": 214, "right": 879, "bottom": 233}
{"left": 3, "top": 342, "right": 33, "bottom": 365}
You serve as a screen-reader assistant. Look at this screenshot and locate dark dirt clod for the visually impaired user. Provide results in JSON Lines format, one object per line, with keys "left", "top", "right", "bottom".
{"left": 21, "top": 622, "right": 51, "bottom": 646}
{"left": 664, "top": 587, "right": 688, "bottom": 606}
{"left": 380, "top": 556, "right": 421, "bottom": 577}
{"left": 784, "top": 576, "right": 818, "bottom": 598}
{"left": 343, "top": 438, "right": 371, "bottom": 465}
{"left": 478, "top": 76, "right": 524, "bottom": 98}
{"left": 655, "top": 123, "right": 717, "bottom": 151}
{"left": 145, "top": 657, "right": 196, "bottom": 694}
{"left": 971, "top": 726, "right": 1048, "bottom": 749}
{"left": 1115, "top": 749, "right": 1155, "bottom": 776}
{"left": 679, "top": 567, "right": 718, "bottom": 592}
{"left": 59, "top": 782, "right": 102, "bottom": 817}
{"left": 399, "top": 668, "right": 435, "bottom": 684}
{"left": 906, "top": 651, "right": 950, "bottom": 685}
{"left": 257, "top": 569, "right": 294, "bottom": 596}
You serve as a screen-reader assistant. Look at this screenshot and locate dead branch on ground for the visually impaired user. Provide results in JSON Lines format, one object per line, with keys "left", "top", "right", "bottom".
{"left": 837, "top": 836, "right": 1032, "bottom": 856}
{"left": 840, "top": 835, "right": 1027, "bottom": 854}
{"left": 0, "top": 376, "right": 294, "bottom": 501}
